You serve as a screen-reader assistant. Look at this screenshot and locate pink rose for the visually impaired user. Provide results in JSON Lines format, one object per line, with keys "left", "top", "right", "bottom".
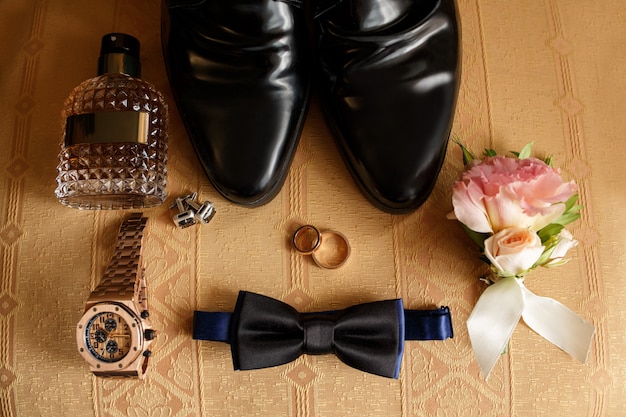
{"left": 484, "top": 228, "right": 544, "bottom": 276}
{"left": 451, "top": 156, "right": 577, "bottom": 233}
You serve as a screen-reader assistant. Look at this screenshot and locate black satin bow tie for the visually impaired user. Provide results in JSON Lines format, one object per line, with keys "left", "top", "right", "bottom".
{"left": 193, "top": 291, "right": 453, "bottom": 378}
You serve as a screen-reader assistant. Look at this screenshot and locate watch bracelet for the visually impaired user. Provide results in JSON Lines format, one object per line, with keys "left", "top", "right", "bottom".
{"left": 88, "top": 213, "right": 148, "bottom": 311}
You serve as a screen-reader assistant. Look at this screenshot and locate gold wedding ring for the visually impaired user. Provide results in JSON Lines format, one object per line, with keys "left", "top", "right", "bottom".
{"left": 292, "top": 225, "right": 350, "bottom": 269}
{"left": 292, "top": 225, "right": 322, "bottom": 255}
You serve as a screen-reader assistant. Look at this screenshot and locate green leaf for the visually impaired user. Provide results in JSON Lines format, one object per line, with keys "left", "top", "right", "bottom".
{"left": 564, "top": 194, "right": 580, "bottom": 212}
{"left": 461, "top": 223, "right": 490, "bottom": 250}
{"left": 544, "top": 155, "right": 553, "bottom": 166}
{"left": 517, "top": 142, "right": 534, "bottom": 159}
{"left": 483, "top": 149, "right": 497, "bottom": 157}
{"left": 534, "top": 245, "right": 556, "bottom": 267}
{"left": 553, "top": 211, "right": 581, "bottom": 226}
{"left": 545, "top": 194, "right": 582, "bottom": 227}
{"left": 543, "top": 258, "right": 570, "bottom": 268}
{"left": 453, "top": 137, "right": 477, "bottom": 165}
{"left": 479, "top": 255, "right": 491, "bottom": 265}
{"left": 537, "top": 223, "right": 564, "bottom": 243}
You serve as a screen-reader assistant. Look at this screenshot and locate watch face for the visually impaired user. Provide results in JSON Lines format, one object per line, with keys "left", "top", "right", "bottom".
{"left": 85, "top": 311, "right": 132, "bottom": 362}
{"left": 77, "top": 303, "right": 144, "bottom": 372}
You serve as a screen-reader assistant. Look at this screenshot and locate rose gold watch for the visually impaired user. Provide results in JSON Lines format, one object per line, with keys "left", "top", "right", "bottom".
{"left": 76, "top": 213, "right": 156, "bottom": 378}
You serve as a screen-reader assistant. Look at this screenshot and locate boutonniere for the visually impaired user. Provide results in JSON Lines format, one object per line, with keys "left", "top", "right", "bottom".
{"left": 448, "top": 141, "right": 595, "bottom": 379}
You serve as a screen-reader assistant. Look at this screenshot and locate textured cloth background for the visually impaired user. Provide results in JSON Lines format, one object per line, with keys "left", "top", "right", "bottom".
{"left": 1, "top": 1, "right": 625, "bottom": 416}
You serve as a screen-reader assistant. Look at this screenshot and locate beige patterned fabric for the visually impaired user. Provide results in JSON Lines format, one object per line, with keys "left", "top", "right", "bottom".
{"left": 1, "top": 1, "right": 625, "bottom": 415}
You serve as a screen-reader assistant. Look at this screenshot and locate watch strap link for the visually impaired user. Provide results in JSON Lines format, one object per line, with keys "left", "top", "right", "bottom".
{"left": 88, "top": 213, "right": 148, "bottom": 310}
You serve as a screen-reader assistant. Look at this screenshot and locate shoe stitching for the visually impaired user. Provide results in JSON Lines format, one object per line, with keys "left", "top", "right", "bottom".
{"left": 311, "top": 0, "right": 346, "bottom": 19}
{"left": 166, "top": 0, "right": 206, "bottom": 9}
{"left": 275, "top": 0, "right": 303, "bottom": 9}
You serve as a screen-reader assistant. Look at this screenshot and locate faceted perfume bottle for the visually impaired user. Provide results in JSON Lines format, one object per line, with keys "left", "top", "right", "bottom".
{"left": 55, "top": 33, "right": 168, "bottom": 209}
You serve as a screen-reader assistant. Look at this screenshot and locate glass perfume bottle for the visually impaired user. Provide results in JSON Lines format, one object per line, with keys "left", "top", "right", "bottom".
{"left": 55, "top": 33, "right": 168, "bottom": 209}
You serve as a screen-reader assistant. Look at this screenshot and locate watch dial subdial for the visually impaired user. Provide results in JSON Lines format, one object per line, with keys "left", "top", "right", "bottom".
{"left": 94, "top": 329, "right": 107, "bottom": 343}
{"left": 105, "top": 340, "right": 119, "bottom": 354}
{"left": 104, "top": 318, "right": 117, "bottom": 332}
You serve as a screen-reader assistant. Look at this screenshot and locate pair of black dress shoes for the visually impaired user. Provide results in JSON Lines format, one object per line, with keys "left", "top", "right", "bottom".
{"left": 161, "top": 0, "right": 460, "bottom": 214}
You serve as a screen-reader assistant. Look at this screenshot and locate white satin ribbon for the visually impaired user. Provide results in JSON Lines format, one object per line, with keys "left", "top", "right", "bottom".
{"left": 466, "top": 276, "right": 595, "bottom": 379}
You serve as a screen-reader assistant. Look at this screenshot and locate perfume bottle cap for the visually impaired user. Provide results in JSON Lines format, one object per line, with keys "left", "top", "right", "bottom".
{"left": 97, "top": 33, "right": 141, "bottom": 77}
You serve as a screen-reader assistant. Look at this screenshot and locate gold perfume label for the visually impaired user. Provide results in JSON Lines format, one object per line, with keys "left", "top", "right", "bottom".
{"left": 64, "top": 111, "right": 149, "bottom": 146}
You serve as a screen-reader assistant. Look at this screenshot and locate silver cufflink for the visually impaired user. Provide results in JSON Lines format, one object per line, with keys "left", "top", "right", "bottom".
{"left": 185, "top": 198, "right": 216, "bottom": 224}
{"left": 170, "top": 192, "right": 216, "bottom": 229}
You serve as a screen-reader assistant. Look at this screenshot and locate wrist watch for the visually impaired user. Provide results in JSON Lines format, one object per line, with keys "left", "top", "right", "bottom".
{"left": 76, "top": 213, "right": 156, "bottom": 378}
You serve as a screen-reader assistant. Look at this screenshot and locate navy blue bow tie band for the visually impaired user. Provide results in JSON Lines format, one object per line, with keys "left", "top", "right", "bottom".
{"left": 193, "top": 291, "right": 453, "bottom": 378}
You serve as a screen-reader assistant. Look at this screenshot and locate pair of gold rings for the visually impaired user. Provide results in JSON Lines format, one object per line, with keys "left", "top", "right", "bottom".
{"left": 292, "top": 225, "right": 350, "bottom": 269}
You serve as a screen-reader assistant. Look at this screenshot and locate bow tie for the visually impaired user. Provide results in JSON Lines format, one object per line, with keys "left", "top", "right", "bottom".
{"left": 193, "top": 291, "right": 453, "bottom": 378}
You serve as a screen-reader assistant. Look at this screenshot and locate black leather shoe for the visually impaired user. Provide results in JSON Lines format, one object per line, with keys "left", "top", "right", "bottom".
{"left": 311, "top": 0, "right": 461, "bottom": 213}
{"left": 162, "top": 0, "right": 311, "bottom": 207}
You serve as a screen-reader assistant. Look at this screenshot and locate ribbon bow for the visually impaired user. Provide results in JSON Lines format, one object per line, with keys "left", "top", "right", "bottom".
{"left": 193, "top": 291, "right": 453, "bottom": 378}
{"left": 467, "top": 277, "right": 595, "bottom": 379}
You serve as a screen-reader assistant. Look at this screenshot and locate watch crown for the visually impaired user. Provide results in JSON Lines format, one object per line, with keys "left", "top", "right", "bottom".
{"left": 144, "top": 329, "right": 157, "bottom": 340}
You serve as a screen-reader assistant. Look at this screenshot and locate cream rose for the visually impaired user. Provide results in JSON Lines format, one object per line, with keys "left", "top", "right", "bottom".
{"left": 484, "top": 228, "right": 545, "bottom": 276}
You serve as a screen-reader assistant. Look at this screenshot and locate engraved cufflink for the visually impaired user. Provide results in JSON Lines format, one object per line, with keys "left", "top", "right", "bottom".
{"left": 170, "top": 195, "right": 197, "bottom": 228}
{"left": 185, "top": 199, "right": 216, "bottom": 224}
{"left": 170, "top": 193, "right": 216, "bottom": 229}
